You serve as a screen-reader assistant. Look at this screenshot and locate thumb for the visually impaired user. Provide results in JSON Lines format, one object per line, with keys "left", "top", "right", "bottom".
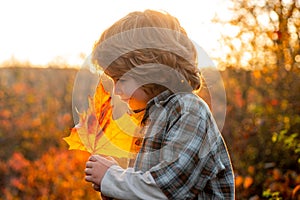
{"left": 89, "top": 155, "right": 117, "bottom": 168}
{"left": 104, "top": 156, "right": 118, "bottom": 165}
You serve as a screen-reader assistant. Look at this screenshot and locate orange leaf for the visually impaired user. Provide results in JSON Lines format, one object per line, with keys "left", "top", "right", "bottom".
{"left": 235, "top": 175, "right": 243, "bottom": 188}
{"left": 63, "top": 128, "right": 87, "bottom": 152}
{"left": 64, "top": 80, "right": 142, "bottom": 158}
{"left": 243, "top": 176, "right": 254, "bottom": 189}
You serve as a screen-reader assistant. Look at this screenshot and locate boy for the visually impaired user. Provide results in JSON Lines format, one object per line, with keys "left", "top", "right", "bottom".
{"left": 84, "top": 9, "right": 234, "bottom": 199}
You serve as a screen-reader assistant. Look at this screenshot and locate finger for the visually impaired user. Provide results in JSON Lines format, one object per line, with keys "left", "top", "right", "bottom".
{"left": 89, "top": 155, "right": 117, "bottom": 168}
{"left": 89, "top": 155, "right": 98, "bottom": 161}
{"left": 85, "top": 175, "right": 93, "bottom": 182}
{"left": 90, "top": 154, "right": 108, "bottom": 162}
{"left": 84, "top": 168, "right": 92, "bottom": 175}
{"left": 85, "top": 161, "right": 93, "bottom": 168}
{"left": 92, "top": 183, "right": 100, "bottom": 191}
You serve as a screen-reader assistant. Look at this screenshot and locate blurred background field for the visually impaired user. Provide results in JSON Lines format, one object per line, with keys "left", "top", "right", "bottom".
{"left": 0, "top": 64, "right": 299, "bottom": 199}
{"left": 1, "top": 0, "right": 300, "bottom": 199}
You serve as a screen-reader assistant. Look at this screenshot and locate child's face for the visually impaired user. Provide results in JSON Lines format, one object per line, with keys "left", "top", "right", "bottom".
{"left": 113, "top": 76, "right": 151, "bottom": 111}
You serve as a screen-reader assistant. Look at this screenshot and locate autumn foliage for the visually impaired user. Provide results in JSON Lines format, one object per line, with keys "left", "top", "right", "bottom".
{"left": 219, "top": 67, "right": 300, "bottom": 199}
{"left": 1, "top": 149, "right": 96, "bottom": 199}
{"left": 0, "top": 67, "right": 100, "bottom": 199}
{"left": 63, "top": 82, "right": 141, "bottom": 158}
{"left": 0, "top": 65, "right": 299, "bottom": 199}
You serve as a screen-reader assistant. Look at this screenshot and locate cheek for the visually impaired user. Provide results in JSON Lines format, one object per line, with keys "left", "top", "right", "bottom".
{"left": 116, "top": 81, "right": 137, "bottom": 96}
{"left": 131, "top": 89, "right": 148, "bottom": 101}
{"left": 127, "top": 88, "right": 150, "bottom": 110}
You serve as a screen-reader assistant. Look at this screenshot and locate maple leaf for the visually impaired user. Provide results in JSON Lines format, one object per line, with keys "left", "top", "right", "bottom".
{"left": 64, "top": 81, "right": 142, "bottom": 158}
{"left": 63, "top": 127, "right": 87, "bottom": 152}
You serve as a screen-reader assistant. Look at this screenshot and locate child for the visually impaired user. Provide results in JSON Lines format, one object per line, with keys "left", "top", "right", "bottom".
{"left": 84, "top": 9, "right": 234, "bottom": 199}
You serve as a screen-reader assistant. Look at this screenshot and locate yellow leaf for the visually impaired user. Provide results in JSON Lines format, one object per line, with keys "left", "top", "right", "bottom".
{"left": 63, "top": 128, "right": 87, "bottom": 152}
{"left": 64, "top": 80, "right": 142, "bottom": 158}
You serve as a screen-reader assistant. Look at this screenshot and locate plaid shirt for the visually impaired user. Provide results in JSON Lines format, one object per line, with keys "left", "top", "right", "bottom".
{"left": 133, "top": 90, "right": 235, "bottom": 199}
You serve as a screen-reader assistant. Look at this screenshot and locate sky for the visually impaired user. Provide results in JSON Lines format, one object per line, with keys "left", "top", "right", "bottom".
{"left": 0, "top": 0, "right": 231, "bottom": 67}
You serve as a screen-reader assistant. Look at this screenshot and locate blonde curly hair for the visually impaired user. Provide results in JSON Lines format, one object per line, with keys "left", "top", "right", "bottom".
{"left": 92, "top": 9, "right": 201, "bottom": 95}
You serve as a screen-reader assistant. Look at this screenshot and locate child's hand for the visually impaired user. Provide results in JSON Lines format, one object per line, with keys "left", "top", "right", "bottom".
{"left": 84, "top": 155, "right": 118, "bottom": 189}
{"left": 92, "top": 183, "right": 100, "bottom": 191}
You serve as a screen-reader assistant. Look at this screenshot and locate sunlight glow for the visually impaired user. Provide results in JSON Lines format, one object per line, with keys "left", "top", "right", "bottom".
{"left": 0, "top": 0, "right": 228, "bottom": 67}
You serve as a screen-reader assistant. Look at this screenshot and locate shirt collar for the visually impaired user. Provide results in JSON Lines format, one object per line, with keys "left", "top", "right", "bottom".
{"left": 147, "top": 90, "right": 174, "bottom": 108}
{"left": 140, "top": 90, "right": 173, "bottom": 125}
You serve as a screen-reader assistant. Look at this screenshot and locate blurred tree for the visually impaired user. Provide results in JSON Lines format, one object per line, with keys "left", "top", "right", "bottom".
{"left": 213, "top": 0, "right": 300, "bottom": 138}
{"left": 214, "top": 0, "right": 300, "bottom": 71}
{"left": 213, "top": 0, "right": 300, "bottom": 198}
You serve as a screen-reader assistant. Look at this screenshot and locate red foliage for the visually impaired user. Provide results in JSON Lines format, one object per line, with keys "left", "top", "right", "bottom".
{"left": 2, "top": 149, "right": 99, "bottom": 199}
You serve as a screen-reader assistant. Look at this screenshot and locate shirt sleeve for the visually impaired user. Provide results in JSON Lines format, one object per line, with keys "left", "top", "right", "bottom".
{"left": 101, "top": 165, "right": 168, "bottom": 200}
